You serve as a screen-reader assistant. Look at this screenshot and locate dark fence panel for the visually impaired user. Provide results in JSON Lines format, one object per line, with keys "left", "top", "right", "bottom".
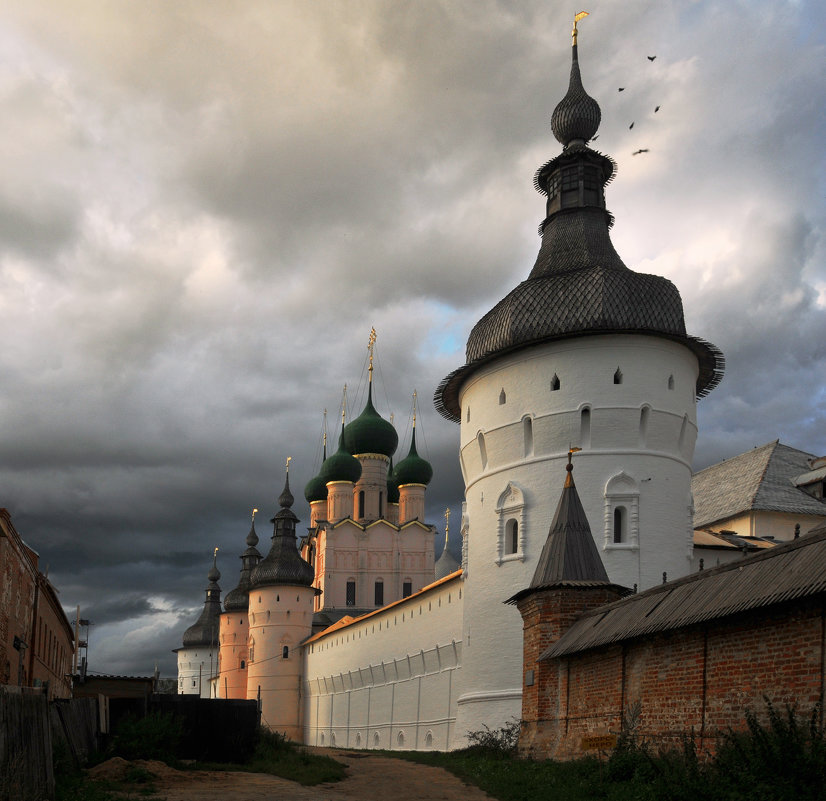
{"left": 0, "top": 687, "right": 53, "bottom": 801}
{"left": 150, "top": 695, "right": 260, "bottom": 762}
{"left": 51, "top": 697, "right": 99, "bottom": 766}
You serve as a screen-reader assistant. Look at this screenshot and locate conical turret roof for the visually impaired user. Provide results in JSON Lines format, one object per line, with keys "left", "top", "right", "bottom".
{"left": 183, "top": 551, "right": 223, "bottom": 647}
{"left": 250, "top": 472, "right": 315, "bottom": 588}
{"left": 224, "top": 519, "right": 262, "bottom": 612}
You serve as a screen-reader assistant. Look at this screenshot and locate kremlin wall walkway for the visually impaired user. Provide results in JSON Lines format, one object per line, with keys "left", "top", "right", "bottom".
{"left": 105, "top": 748, "right": 495, "bottom": 801}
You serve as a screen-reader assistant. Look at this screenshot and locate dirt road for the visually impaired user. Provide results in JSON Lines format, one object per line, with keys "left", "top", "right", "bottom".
{"left": 89, "top": 749, "right": 495, "bottom": 800}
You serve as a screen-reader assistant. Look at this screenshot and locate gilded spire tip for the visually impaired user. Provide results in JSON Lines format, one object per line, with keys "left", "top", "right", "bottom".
{"left": 572, "top": 11, "right": 589, "bottom": 46}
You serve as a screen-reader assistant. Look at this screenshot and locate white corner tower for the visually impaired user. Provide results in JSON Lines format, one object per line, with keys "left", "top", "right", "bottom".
{"left": 435, "top": 14, "right": 724, "bottom": 743}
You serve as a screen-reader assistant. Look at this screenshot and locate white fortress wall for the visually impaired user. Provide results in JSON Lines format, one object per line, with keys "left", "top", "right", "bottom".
{"left": 302, "top": 572, "right": 464, "bottom": 750}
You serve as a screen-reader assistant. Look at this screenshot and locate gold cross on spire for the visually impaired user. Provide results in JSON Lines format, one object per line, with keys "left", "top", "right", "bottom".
{"left": 341, "top": 384, "right": 348, "bottom": 424}
{"left": 286, "top": 456, "right": 292, "bottom": 474}
{"left": 368, "top": 327, "right": 377, "bottom": 382}
{"left": 252, "top": 507, "right": 258, "bottom": 522}
{"left": 444, "top": 507, "right": 450, "bottom": 547}
{"left": 412, "top": 389, "right": 418, "bottom": 426}
{"left": 572, "top": 10, "right": 589, "bottom": 45}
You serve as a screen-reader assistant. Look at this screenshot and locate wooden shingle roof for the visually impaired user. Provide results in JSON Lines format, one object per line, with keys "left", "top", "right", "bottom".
{"left": 692, "top": 441, "right": 826, "bottom": 529}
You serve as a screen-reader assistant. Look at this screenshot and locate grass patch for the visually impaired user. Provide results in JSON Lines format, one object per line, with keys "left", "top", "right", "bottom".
{"left": 193, "top": 728, "right": 346, "bottom": 786}
{"left": 388, "top": 702, "right": 826, "bottom": 801}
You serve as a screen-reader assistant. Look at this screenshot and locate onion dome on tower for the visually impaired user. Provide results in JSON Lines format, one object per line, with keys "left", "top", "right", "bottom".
{"left": 318, "top": 420, "right": 362, "bottom": 485}
{"left": 183, "top": 549, "right": 223, "bottom": 647}
{"left": 386, "top": 458, "right": 400, "bottom": 504}
{"left": 435, "top": 20, "right": 724, "bottom": 420}
{"left": 343, "top": 328, "right": 398, "bottom": 458}
{"left": 304, "top": 419, "right": 329, "bottom": 503}
{"left": 250, "top": 468, "right": 316, "bottom": 589}
{"left": 223, "top": 513, "right": 263, "bottom": 612}
{"left": 393, "top": 428, "right": 433, "bottom": 487}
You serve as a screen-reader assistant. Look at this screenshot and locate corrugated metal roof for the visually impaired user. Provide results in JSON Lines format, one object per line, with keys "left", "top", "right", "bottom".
{"left": 541, "top": 529, "right": 826, "bottom": 660}
{"left": 692, "top": 441, "right": 826, "bottom": 528}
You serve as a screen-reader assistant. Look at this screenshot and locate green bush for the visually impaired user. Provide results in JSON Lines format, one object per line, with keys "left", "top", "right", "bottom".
{"left": 466, "top": 719, "right": 520, "bottom": 758}
{"left": 110, "top": 711, "right": 184, "bottom": 761}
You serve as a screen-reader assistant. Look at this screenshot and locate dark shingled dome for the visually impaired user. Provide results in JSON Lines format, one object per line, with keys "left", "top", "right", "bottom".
{"left": 250, "top": 474, "right": 315, "bottom": 589}
{"left": 435, "top": 40, "right": 724, "bottom": 422}
{"left": 224, "top": 522, "right": 262, "bottom": 612}
{"left": 183, "top": 556, "right": 222, "bottom": 647}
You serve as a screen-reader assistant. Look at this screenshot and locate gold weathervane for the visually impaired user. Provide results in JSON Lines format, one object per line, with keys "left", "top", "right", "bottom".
{"left": 572, "top": 11, "right": 589, "bottom": 45}
{"left": 286, "top": 456, "right": 292, "bottom": 474}
{"left": 368, "top": 327, "right": 377, "bottom": 382}
{"left": 251, "top": 507, "right": 258, "bottom": 522}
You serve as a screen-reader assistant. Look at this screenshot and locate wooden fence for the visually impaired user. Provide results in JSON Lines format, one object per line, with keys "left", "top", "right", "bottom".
{"left": 0, "top": 687, "right": 99, "bottom": 801}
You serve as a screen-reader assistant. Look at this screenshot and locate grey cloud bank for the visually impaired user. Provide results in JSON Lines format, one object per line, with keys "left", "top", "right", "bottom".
{"left": 0, "top": 0, "right": 824, "bottom": 677}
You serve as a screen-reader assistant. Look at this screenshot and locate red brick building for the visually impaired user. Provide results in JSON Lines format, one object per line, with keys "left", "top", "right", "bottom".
{"left": 0, "top": 509, "right": 74, "bottom": 698}
{"left": 512, "top": 464, "right": 826, "bottom": 759}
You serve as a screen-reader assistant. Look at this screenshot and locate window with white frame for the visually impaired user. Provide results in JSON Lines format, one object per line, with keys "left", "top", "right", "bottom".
{"left": 495, "top": 482, "right": 526, "bottom": 564}
{"left": 603, "top": 472, "right": 639, "bottom": 549}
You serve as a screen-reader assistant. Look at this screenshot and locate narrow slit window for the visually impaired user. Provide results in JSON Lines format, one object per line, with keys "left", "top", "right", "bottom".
{"left": 523, "top": 416, "right": 533, "bottom": 457}
{"left": 282, "top": 646, "right": 289, "bottom": 659}
{"left": 346, "top": 580, "right": 356, "bottom": 606}
{"left": 551, "top": 373, "right": 560, "bottom": 391}
{"left": 668, "top": 374, "right": 675, "bottom": 390}
{"left": 614, "top": 507, "right": 626, "bottom": 543}
{"left": 374, "top": 580, "right": 384, "bottom": 607}
{"left": 580, "top": 407, "right": 591, "bottom": 449}
{"left": 478, "top": 432, "right": 488, "bottom": 469}
{"left": 614, "top": 367, "right": 623, "bottom": 385}
{"left": 499, "top": 388, "right": 506, "bottom": 405}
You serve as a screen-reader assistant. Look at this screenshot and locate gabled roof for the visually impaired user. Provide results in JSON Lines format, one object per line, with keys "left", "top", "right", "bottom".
{"left": 541, "top": 528, "right": 826, "bottom": 660}
{"left": 692, "top": 441, "right": 826, "bottom": 528}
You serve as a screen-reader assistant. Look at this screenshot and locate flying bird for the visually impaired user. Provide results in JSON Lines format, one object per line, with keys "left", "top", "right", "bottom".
{"left": 629, "top": 122, "right": 634, "bottom": 129}
{"left": 632, "top": 149, "right": 649, "bottom": 155}
{"left": 618, "top": 87, "right": 625, "bottom": 91}
{"left": 655, "top": 105, "right": 660, "bottom": 112}
{"left": 648, "top": 55, "right": 656, "bottom": 61}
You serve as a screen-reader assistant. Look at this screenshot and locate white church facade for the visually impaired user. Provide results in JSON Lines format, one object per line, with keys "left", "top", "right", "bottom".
{"left": 177, "top": 22, "right": 733, "bottom": 748}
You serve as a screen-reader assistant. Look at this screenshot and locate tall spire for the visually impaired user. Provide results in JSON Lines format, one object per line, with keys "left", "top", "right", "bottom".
{"left": 224, "top": 512, "right": 263, "bottom": 612}
{"left": 435, "top": 505, "right": 460, "bottom": 579}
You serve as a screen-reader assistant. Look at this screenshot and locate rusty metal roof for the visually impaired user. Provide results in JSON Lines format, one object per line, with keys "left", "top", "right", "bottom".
{"left": 541, "top": 529, "right": 826, "bottom": 660}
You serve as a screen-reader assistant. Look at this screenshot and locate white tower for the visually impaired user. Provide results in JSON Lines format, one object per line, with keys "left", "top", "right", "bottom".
{"left": 435, "top": 17, "right": 723, "bottom": 743}
{"left": 176, "top": 550, "right": 222, "bottom": 697}
{"left": 247, "top": 465, "right": 318, "bottom": 739}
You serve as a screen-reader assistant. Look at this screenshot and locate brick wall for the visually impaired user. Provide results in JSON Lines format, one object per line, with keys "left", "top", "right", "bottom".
{"left": 520, "top": 592, "right": 826, "bottom": 759}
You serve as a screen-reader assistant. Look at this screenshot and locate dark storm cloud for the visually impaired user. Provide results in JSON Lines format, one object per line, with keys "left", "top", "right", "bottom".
{"left": 1, "top": 0, "right": 824, "bottom": 677}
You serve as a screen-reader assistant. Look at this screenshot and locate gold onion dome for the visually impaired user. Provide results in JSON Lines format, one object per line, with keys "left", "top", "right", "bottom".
{"left": 343, "top": 384, "right": 398, "bottom": 458}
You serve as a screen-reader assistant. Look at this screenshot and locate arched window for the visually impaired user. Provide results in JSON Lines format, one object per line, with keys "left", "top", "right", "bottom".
{"left": 580, "top": 407, "right": 591, "bottom": 449}
{"left": 604, "top": 473, "right": 639, "bottom": 549}
{"left": 282, "top": 645, "right": 289, "bottom": 659}
{"left": 425, "top": 731, "right": 433, "bottom": 748}
{"left": 614, "top": 507, "right": 626, "bottom": 543}
{"left": 523, "top": 416, "right": 533, "bottom": 457}
{"left": 358, "top": 490, "right": 365, "bottom": 518}
{"left": 668, "top": 374, "right": 675, "bottom": 390}
{"left": 378, "top": 491, "right": 383, "bottom": 517}
{"left": 466, "top": 406, "right": 470, "bottom": 422}
{"left": 499, "top": 388, "right": 506, "bottom": 405}
{"left": 505, "top": 519, "right": 519, "bottom": 554}
{"left": 496, "top": 483, "right": 525, "bottom": 563}
{"left": 477, "top": 431, "right": 488, "bottom": 469}
{"left": 551, "top": 373, "right": 560, "bottom": 391}
{"left": 346, "top": 579, "right": 356, "bottom": 606}
{"left": 402, "top": 579, "right": 412, "bottom": 598}
{"left": 373, "top": 732, "right": 381, "bottom": 747}
{"left": 374, "top": 579, "right": 384, "bottom": 606}
{"left": 240, "top": 659, "right": 245, "bottom": 670}
{"left": 614, "top": 367, "right": 623, "bottom": 385}
{"left": 639, "top": 406, "right": 650, "bottom": 447}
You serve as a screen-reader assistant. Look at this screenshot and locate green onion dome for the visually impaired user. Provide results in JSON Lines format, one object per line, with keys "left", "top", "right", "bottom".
{"left": 343, "top": 384, "right": 398, "bottom": 457}
{"left": 319, "top": 428, "right": 362, "bottom": 484}
{"left": 386, "top": 459, "right": 400, "bottom": 504}
{"left": 393, "top": 428, "right": 433, "bottom": 487}
{"left": 304, "top": 472, "right": 328, "bottom": 503}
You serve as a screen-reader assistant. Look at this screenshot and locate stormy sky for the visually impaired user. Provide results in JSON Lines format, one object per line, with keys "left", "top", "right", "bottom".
{"left": 1, "top": 1, "right": 824, "bottom": 678}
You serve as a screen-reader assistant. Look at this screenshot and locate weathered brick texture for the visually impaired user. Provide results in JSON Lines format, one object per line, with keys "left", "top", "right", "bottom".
{"left": 518, "top": 589, "right": 826, "bottom": 759}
